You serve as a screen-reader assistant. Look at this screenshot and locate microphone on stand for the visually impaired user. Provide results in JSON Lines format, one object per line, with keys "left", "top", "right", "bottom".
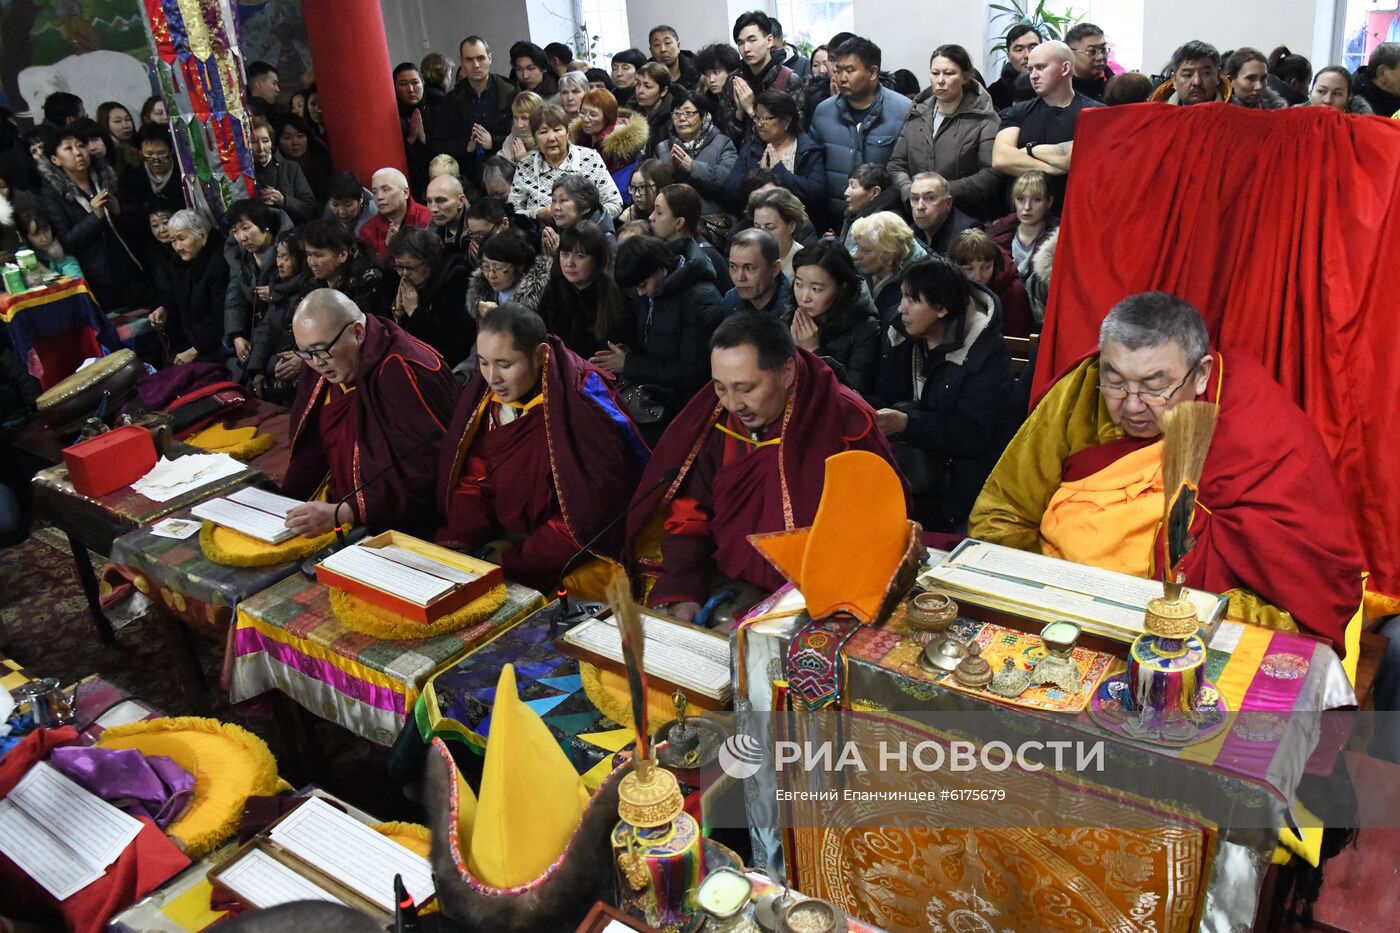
{"left": 548, "top": 466, "right": 680, "bottom": 638}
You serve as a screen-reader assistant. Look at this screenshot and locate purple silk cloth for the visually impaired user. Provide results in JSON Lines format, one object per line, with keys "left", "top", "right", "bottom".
{"left": 129, "top": 362, "right": 231, "bottom": 411}
{"left": 48, "top": 746, "right": 195, "bottom": 828}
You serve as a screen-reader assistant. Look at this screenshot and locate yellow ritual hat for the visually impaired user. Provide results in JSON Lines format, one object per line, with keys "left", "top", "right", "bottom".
{"left": 467, "top": 664, "right": 591, "bottom": 888}
{"left": 751, "top": 451, "right": 917, "bottom": 624}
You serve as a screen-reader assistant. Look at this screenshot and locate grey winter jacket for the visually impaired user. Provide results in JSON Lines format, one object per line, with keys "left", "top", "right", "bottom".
{"left": 254, "top": 156, "right": 317, "bottom": 223}
{"left": 654, "top": 121, "right": 739, "bottom": 215}
{"left": 887, "top": 83, "right": 1002, "bottom": 220}
{"left": 809, "top": 86, "right": 913, "bottom": 224}
{"left": 223, "top": 209, "right": 295, "bottom": 343}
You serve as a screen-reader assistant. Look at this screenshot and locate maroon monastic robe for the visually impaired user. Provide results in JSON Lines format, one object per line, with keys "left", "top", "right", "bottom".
{"left": 436, "top": 337, "right": 648, "bottom": 590}
{"left": 282, "top": 315, "right": 459, "bottom": 537}
{"left": 628, "top": 349, "right": 905, "bottom": 606}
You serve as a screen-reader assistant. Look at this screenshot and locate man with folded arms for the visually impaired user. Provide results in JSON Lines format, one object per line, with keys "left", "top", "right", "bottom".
{"left": 282, "top": 289, "right": 458, "bottom": 539}
{"left": 437, "top": 304, "right": 647, "bottom": 591}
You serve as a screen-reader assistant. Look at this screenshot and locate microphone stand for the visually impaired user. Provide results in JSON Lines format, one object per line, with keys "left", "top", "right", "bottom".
{"left": 548, "top": 466, "right": 679, "bottom": 638}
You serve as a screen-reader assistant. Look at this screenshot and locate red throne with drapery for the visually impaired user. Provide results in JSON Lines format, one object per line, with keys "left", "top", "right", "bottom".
{"left": 1034, "top": 103, "right": 1400, "bottom": 601}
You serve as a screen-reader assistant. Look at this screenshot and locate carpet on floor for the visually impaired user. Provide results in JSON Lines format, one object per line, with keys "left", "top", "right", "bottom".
{"left": 0, "top": 527, "right": 417, "bottom": 822}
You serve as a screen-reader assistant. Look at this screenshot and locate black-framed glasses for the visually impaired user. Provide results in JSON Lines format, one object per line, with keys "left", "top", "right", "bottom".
{"left": 292, "top": 320, "right": 354, "bottom": 362}
{"left": 1097, "top": 361, "right": 1200, "bottom": 406}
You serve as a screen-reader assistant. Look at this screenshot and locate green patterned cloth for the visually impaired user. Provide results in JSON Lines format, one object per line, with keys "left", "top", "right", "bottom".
{"left": 230, "top": 572, "right": 546, "bottom": 745}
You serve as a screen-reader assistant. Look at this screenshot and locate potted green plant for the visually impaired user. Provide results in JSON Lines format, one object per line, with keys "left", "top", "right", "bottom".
{"left": 989, "top": 0, "right": 1083, "bottom": 51}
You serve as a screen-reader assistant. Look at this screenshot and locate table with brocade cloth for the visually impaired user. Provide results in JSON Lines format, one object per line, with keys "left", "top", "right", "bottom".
{"left": 30, "top": 454, "right": 262, "bottom": 645}
{"left": 734, "top": 587, "right": 1356, "bottom": 933}
{"left": 0, "top": 279, "right": 123, "bottom": 388}
{"left": 229, "top": 573, "right": 547, "bottom": 746}
{"left": 390, "top": 606, "right": 635, "bottom": 792}
{"left": 106, "top": 510, "right": 350, "bottom": 709}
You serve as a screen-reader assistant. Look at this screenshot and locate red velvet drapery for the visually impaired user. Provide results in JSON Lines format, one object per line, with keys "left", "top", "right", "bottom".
{"left": 1036, "top": 103, "right": 1400, "bottom": 598}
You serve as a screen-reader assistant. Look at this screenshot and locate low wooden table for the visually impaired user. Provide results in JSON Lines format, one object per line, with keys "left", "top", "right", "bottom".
{"left": 29, "top": 447, "right": 263, "bottom": 644}
{"left": 107, "top": 510, "right": 349, "bottom": 710}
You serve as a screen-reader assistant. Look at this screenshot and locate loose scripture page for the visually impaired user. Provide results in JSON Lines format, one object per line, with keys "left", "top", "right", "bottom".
{"left": 0, "top": 800, "right": 104, "bottom": 900}
{"left": 267, "top": 797, "right": 434, "bottom": 911}
{"left": 0, "top": 762, "right": 143, "bottom": 900}
{"left": 216, "top": 848, "right": 346, "bottom": 909}
{"left": 227, "top": 487, "right": 306, "bottom": 519}
{"left": 927, "top": 541, "right": 1224, "bottom": 634}
{"left": 191, "top": 499, "right": 295, "bottom": 543}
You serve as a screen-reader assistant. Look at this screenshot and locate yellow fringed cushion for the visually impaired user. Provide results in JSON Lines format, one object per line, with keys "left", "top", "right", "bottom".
{"left": 199, "top": 522, "right": 341, "bottom": 568}
{"left": 470, "top": 665, "right": 590, "bottom": 888}
{"left": 327, "top": 584, "right": 508, "bottom": 640}
{"left": 185, "top": 423, "right": 275, "bottom": 461}
{"left": 579, "top": 661, "right": 676, "bottom": 734}
{"left": 374, "top": 821, "right": 432, "bottom": 858}
{"left": 97, "top": 717, "right": 280, "bottom": 858}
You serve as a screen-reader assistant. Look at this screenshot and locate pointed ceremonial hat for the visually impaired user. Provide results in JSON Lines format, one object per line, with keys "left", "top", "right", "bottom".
{"left": 468, "top": 663, "right": 591, "bottom": 888}
{"left": 750, "top": 450, "right": 912, "bottom": 623}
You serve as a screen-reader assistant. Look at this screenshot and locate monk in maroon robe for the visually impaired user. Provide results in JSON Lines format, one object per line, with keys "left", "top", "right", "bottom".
{"left": 281, "top": 289, "right": 459, "bottom": 539}
{"left": 437, "top": 304, "right": 648, "bottom": 591}
{"left": 627, "top": 312, "right": 905, "bottom": 623}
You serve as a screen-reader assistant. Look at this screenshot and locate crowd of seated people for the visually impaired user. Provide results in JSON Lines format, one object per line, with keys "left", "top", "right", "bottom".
{"left": 0, "top": 15, "right": 1395, "bottom": 652}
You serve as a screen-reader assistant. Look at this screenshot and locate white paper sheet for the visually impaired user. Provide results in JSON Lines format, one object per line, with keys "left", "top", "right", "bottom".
{"left": 319, "top": 545, "right": 455, "bottom": 606}
{"left": 0, "top": 800, "right": 105, "bottom": 900}
{"left": 227, "top": 487, "right": 305, "bottom": 518}
{"left": 191, "top": 498, "right": 294, "bottom": 543}
{"left": 217, "top": 848, "right": 346, "bottom": 909}
{"left": 8, "top": 762, "right": 143, "bottom": 868}
{"left": 130, "top": 454, "right": 246, "bottom": 502}
{"left": 376, "top": 545, "right": 481, "bottom": 585}
{"left": 562, "top": 613, "right": 732, "bottom": 699}
{"left": 268, "top": 797, "right": 434, "bottom": 910}
{"left": 0, "top": 763, "right": 143, "bottom": 901}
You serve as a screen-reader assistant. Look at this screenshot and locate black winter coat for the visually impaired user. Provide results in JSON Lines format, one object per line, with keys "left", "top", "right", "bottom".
{"left": 40, "top": 162, "right": 143, "bottom": 310}
{"left": 620, "top": 253, "right": 724, "bottom": 419}
{"left": 723, "top": 132, "right": 827, "bottom": 222}
{"left": 394, "top": 257, "right": 473, "bottom": 367}
{"left": 318, "top": 245, "right": 388, "bottom": 319}
{"left": 785, "top": 291, "right": 882, "bottom": 397}
{"left": 167, "top": 233, "right": 232, "bottom": 364}
{"left": 871, "top": 285, "right": 1011, "bottom": 533}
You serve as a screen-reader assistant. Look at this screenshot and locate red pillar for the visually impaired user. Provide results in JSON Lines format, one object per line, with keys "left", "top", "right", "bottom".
{"left": 301, "top": 0, "right": 407, "bottom": 184}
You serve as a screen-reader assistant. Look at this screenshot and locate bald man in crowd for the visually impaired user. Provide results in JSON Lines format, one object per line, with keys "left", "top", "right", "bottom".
{"left": 425, "top": 174, "right": 470, "bottom": 252}
{"left": 358, "top": 167, "right": 432, "bottom": 260}
{"left": 282, "top": 289, "right": 459, "bottom": 539}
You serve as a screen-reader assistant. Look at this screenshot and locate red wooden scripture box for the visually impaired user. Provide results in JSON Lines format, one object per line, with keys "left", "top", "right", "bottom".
{"left": 62, "top": 425, "right": 157, "bottom": 498}
{"left": 315, "top": 531, "right": 504, "bottom": 624}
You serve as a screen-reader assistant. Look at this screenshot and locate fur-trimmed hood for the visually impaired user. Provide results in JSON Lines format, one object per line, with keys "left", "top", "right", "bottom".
{"left": 36, "top": 153, "right": 121, "bottom": 203}
{"left": 571, "top": 111, "right": 649, "bottom": 170}
{"left": 1031, "top": 227, "right": 1059, "bottom": 283}
{"left": 465, "top": 253, "right": 552, "bottom": 319}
